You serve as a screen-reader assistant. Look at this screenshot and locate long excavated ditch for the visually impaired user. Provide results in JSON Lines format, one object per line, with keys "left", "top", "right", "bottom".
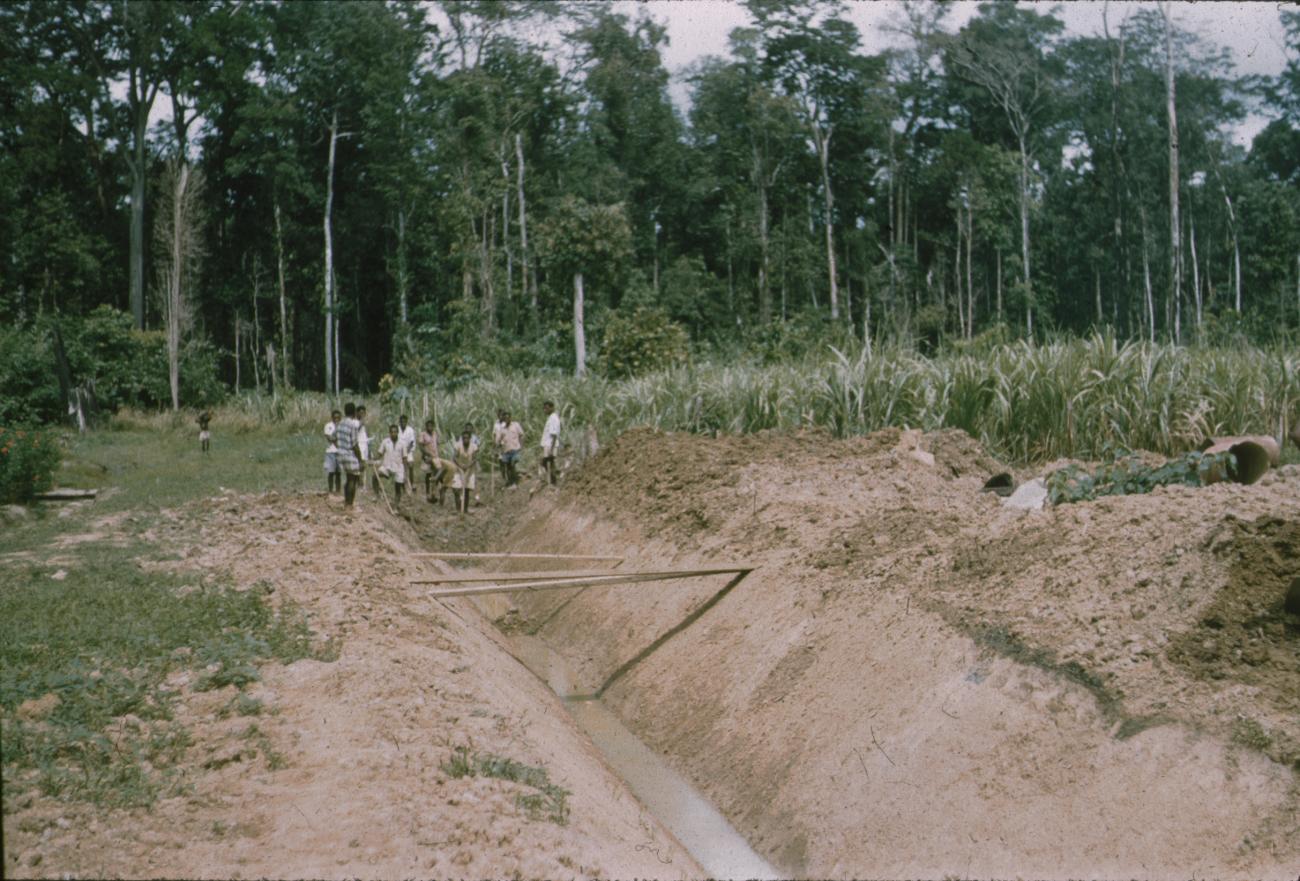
{"left": 478, "top": 427, "right": 1300, "bottom": 879}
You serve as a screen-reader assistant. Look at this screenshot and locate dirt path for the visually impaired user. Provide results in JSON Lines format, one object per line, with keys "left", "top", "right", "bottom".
{"left": 498, "top": 427, "right": 1300, "bottom": 879}
{"left": 3, "top": 488, "right": 700, "bottom": 880}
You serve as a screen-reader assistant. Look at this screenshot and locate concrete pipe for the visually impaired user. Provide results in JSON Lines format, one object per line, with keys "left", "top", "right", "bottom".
{"left": 981, "top": 472, "right": 1015, "bottom": 497}
{"left": 1201, "top": 435, "right": 1282, "bottom": 486}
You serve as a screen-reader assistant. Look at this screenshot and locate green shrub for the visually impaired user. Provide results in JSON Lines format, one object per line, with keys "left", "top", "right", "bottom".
{"left": 440, "top": 746, "right": 570, "bottom": 825}
{"left": 0, "top": 308, "right": 226, "bottom": 426}
{"left": 600, "top": 306, "right": 689, "bottom": 379}
{"left": 0, "top": 425, "right": 61, "bottom": 503}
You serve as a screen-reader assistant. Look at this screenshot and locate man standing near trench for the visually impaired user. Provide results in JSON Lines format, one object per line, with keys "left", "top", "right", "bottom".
{"left": 541, "top": 400, "right": 561, "bottom": 486}
{"left": 334, "top": 402, "right": 363, "bottom": 507}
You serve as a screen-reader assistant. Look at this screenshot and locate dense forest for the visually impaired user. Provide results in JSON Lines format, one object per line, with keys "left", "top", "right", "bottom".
{"left": 3, "top": 0, "right": 1299, "bottom": 414}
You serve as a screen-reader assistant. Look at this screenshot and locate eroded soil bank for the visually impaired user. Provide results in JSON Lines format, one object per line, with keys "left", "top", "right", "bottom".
{"left": 495, "top": 427, "right": 1300, "bottom": 879}
{"left": 3, "top": 491, "right": 700, "bottom": 879}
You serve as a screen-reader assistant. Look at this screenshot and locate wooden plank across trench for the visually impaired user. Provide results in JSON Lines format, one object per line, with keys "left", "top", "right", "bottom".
{"left": 413, "top": 565, "right": 754, "bottom": 599}
{"left": 412, "top": 552, "right": 625, "bottom": 563}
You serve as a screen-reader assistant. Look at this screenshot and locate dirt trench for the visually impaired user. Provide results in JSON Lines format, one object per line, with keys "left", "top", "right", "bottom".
{"left": 3, "top": 489, "right": 702, "bottom": 880}
{"left": 488, "top": 427, "right": 1300, "bottom": 879}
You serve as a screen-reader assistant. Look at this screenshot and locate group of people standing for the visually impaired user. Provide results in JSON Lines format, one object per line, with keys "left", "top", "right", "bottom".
{"left": 322, "top": 401, "right": 562, "bottom": 513}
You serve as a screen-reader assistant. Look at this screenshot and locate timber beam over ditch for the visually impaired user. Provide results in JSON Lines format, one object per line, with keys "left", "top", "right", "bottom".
{"left": 413, "top": 565, "right": 755, "bottom": 599}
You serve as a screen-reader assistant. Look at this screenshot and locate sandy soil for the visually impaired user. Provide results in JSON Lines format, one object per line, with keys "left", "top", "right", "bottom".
{"left": 501, "top": 427, "right": 1300, "bottom": 879}
{"left": 3, "top": 488, "right": 701, "bottom": 880}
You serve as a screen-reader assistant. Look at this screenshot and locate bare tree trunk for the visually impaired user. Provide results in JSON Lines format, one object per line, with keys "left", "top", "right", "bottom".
{"left": 250, "top": 322, "right": 261, "bottom": 393}
{"left": 1018, "top": 134, "right": 1033, "bottom": 337}
{"left": 396, "top": 204, "right": 410, "bottom": 328}
{"left": 155, "top": 162, "right": 201, "bottom": 411}
{"left": 479, "top": 207, "right": 495, "bottom": 336}
{"left": 1162, "top": 3, "right": 1182, "bottom": 345}
{"left": 1104, "top": 2, "right": 1128, "bottom": 327}
{"left": 515, "top": 133, "right": 537, "bottom": 316}
{"left": 996, "top": 248, "right": 1003, "bottom": 322}
{"left": 1223, "top": 191, "right": 1242, "bottom": 313}
{"left": 963, "top": 196, "right": 972, "bottom": 338}
{"left": 252, "top": 263, "right": 263, "bottom": 393}
{"left": 332, "top": 269, "right": 340, "bottom": 394}
{"left": 1095, "top": 264, "right": 1103, "bottom": 326}
{"left": 502, "top": 183, "right": 512, "bottom": 318}
{"left": 814, "top": 123, "right": 839, "bottom": 320}
{"left": 323, "top": 109, "right": 339, "bottom": 394}
{"left": 1190, "top": 211, "right": 1202, "bottom": 328}
{"left": 126, "top": 65, "right": 159, "bottom": 331}
{"left": 725, "top": 213, "right": 735, "bottom": 318}
{"left": 274, "top": 197, "right": 291, "bottom": 390}
{"left": 234, "top": 313, "right": 242, "bottom": 392}
{"left": 573, "top": 271, "right": 586, "bottom": 379}
{"left": 756, "top": 144, "right": 773, "bottom": 325}
{"left": 1140, "top": 205, "right": 1156, "bottom": 342}
{"left": 165, "top": 166, "right": 188, "bottom": 409}
{"left": 954, "top": 212, "right": 963, "bottom": 338}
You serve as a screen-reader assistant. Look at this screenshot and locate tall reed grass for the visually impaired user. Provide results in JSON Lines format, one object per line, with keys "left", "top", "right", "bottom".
{"left": 115, "top": 336, "right": 1299, "bottom": 464}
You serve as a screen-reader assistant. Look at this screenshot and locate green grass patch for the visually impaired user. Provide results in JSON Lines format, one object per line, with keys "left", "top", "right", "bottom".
{"left": 440, "top": 745, "right": 570, "bottom": 825}
{"left": 69, "top": 425, "right": 322, "bottom": 514}
{"left": 101, "top": 336, "right": 1298, "bottom": 469}
{"left": 0, "top": 552, "right": 332, "bottom": 808}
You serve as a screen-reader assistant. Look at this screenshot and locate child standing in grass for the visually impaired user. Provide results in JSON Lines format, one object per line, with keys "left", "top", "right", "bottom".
{"left": 323, "top": 409, "right": 342, "bottom": 494}
{"left": 451, "top": 423, "right": 478, "bottom": 514}
{"left": 334, "top": 403, "right": 362, "bottom": 507}
{"left": 197, "top": 411, "right": 212, "bottom": 453}
{"left": 378, "top": 424, "right": 406, "bottom": 506}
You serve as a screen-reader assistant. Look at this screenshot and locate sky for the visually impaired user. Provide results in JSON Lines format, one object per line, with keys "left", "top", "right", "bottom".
{"left": 617, "top": 0, "right": 1295, "bottom": 145}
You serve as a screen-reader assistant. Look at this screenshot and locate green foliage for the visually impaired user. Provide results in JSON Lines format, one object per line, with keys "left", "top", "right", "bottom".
{"left": 440, "top": 746, "right": 570, "bottom": 825}
{"left": 1046, "top": 449, "right": 1235, "bottom": 505}
{"left": 739, "top": 309, "right": 859, "bottom": 365}
{"left": 0, "top": 554, "right": 332, "bottom": 807}
{"left": 600, "top": 306, "right": 689, "bottom": 379}
{"left": 0, "top": 308, "right": 226, "bottom": 425}
{"left": 0, "top": 425, "right": 61, "bottom": 503}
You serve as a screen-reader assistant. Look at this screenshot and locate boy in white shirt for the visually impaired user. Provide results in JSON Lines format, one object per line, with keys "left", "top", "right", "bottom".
{"left": 323, "top": 409, "right": 342, "bottom": 494}
{"left": 397, "top": 414, "right": 417, "bottom": 494}
{"left": 377, "top": 423, "right": 407, "bottom": 505}
{"left": 541, "top": 400, "right": 561, "bottom": 486}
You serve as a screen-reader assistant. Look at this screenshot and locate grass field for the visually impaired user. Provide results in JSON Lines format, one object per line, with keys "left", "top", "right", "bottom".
{"left": 117, "top": 336, "right": 1300, "bottom": 466}
{"left": 1, "top": 428, "right": 333, "bottom": 811}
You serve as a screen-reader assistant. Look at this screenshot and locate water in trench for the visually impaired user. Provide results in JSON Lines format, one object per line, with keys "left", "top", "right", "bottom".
{"left": 505, "top": 631, "right": 781, "bottom": 880}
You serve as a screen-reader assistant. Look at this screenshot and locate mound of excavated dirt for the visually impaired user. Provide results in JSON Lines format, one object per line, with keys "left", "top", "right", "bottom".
{"left": 502, "top": 427, "right": 1300, "bottom": 879}
{"left": 3, "top": 490, "right": 700, "bottom": 880}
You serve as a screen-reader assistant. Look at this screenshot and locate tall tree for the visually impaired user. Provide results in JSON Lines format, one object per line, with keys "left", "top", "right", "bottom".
{"left": 948, "top": 2, "right": 1063, "bottom": 336}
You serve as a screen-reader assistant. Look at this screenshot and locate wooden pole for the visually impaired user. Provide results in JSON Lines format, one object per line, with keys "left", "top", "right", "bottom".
{"left": 415, "top": 567, "right": 754, "bottom": 599}
{"left": 367, "top": 461, "right": 396, "bottom": 516}
{"left": 411, "top": 552, "right": 625, "bottom": 563}
{"left": 416, "top": 567, "right": 730, "bottom": 584}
